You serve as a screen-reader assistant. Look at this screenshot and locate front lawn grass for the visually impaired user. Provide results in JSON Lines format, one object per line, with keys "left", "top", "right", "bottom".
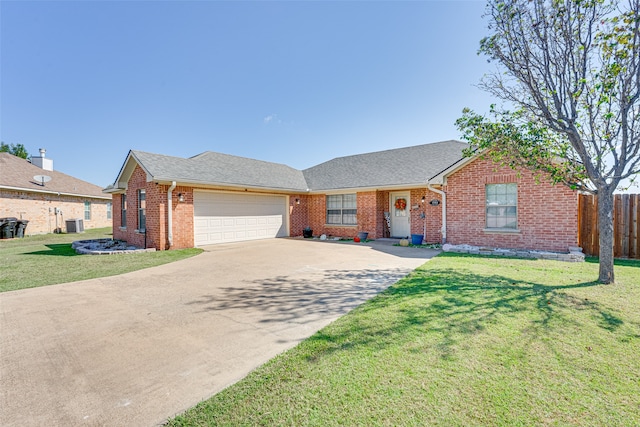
{"left": 168, "top": 253, "right": 640, "bottom": 427}
{"left": 0, "top": 227, "right": 202, "bottom": 292}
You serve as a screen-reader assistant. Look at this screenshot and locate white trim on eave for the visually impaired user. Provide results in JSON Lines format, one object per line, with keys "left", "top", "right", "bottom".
{"left": 311, "top": 183, "right": 429, "bottom": 194}
{"left": 429, "top": 150, "right": 482, "bottom": 184}
{"left": 152, "top": 179, "right": 306, "bottom": 194}
{"left": 109, "top": 150, "right": 154, "bottom": 191}
{"left": 0, "top": 185, "right": 112, "bottom": 200}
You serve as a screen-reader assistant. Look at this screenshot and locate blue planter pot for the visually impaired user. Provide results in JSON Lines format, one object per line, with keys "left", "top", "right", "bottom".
{"left": 411, "top": 234, "right": 423, "bottom": 245}
{"left": 357, "top": 232, "right": 369, "bottom": 241}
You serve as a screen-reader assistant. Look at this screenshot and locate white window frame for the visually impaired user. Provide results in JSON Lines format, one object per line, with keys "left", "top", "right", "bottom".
{"left": 326, "top": 194, "right": 357, "bottom": 225}
{"left": 121, "top": 195, "right": 127, "bottom": 228}
{"left": 84, "top": 201, "right": 91, "bottom": 221}
{"left": 137, "top": 189, "right": 146, "bottom": 232}
{"left": 485, "top": 183, "right": 518, "bottom": 230}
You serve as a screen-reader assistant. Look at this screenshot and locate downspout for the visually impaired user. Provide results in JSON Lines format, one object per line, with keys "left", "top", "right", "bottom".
{"left": 427, "top": 180, "right": 447, "bottom": 244}
{"left": 167, "top": 181, "right": 177, "bottom": 248}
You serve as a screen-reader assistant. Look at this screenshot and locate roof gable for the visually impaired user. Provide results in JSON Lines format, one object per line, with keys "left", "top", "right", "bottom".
{"left": 0, "top": 152, "right": 109, "bottom": 199}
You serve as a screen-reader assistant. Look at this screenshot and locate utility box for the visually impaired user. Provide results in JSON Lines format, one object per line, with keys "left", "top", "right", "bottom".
{"left": 66, "top": 219, "right": 85, "bottom": 233}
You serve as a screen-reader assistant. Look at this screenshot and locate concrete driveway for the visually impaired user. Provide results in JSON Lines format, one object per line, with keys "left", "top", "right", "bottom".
{"left": 1, "top": 238, "right": 437, "bottom": 426}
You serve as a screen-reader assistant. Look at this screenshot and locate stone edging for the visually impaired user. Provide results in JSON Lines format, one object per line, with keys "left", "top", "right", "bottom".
{"left": 72, "top": 239, "right": 156, "bottom": 255}
{"left": 442, "top": 244, "right": 585, "bottom": 262}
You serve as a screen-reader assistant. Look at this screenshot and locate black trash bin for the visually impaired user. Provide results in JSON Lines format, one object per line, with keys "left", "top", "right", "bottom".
{"left": 0, "top": 217, "right": 18, "bottom": 239}
{"left": 15, "top": 220, "right": 29, "bottom": 238}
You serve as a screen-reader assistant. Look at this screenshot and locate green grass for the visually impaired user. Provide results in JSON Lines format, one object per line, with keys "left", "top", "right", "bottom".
{"left": 168, "top": 253, "right": 640, "bottom": 427}
{"left": 0, "top": 227, "right": 202, "bottom": 292}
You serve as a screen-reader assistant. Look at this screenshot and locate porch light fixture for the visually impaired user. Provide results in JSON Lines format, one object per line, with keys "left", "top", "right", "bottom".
{"left": 178, "top": 193, "right": 185, "bottom": 203}
{"left": 295, "top": 198, "right": 300, "bottom": 205}
{"left": 421, "top": 196, "right": 425, "bottom": 203}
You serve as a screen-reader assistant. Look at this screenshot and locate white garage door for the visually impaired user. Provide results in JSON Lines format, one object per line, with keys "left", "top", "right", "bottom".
{"left": 194, "top": 191, "right": 288, "bottom": 246}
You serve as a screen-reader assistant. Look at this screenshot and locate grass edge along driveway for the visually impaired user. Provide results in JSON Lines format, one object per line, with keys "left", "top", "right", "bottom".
{"left": 168, "top": 253, "right": 640, "bottom": 427}
{"left": 0, "top": 227, "right": 202, "bottom": 292}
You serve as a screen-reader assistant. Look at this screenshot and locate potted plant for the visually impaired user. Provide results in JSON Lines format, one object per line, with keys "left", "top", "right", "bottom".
{"left": 303, "top": 227, "right": 313, "bottom": 238}
{"left": 357, "top": 231, "right": 369, "bottom": 241}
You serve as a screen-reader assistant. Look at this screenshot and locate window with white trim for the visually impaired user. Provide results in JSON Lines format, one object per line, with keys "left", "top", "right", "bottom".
{"left": 121, "top": 195, "right": 127, "bottom": 228}
{"left": 84, "top": 201, "right": 91, "bottom": 221}
{"left": 326, "top": 194, "right": 357, "bottom": 225}
{"left": 106, "top": 202, "right": 112, "bottom": 220}
{"left": 486, "top": 183, "right": 517, "bottom": 229}
{"left": 137, "top": 189, "right": 146, "bottom": 231}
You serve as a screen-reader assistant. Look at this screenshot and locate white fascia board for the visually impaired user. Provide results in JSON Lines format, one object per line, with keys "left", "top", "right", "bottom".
{"left": 112, "top": 151, "right": 154, "bottom": 189}
{"left": 312, "top": 183, "right": 428, "bottom": 195}
{"left": 151, "top": 178, "right": 307, "bottom": 195}
{"left": 429, "top": 151, "right": 482, "bottom": 184}
{"left": 1, "top": 185, "right": 112, "bottom": 200}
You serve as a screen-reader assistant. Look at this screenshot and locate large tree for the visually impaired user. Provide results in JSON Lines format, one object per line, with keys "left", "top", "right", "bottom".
{"left": 0, "top": 142, "right": 29, "bottom": 159}
{"left": 457, "top": 0, "right": 640, "bottom": 284}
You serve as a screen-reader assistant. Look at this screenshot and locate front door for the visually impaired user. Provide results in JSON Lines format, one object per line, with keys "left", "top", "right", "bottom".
{"left": 390, "top": 192, "right": 411, "bottom": 238}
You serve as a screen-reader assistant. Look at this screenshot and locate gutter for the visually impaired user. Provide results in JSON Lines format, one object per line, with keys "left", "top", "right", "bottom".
{"left": 167, "top": 181, "right": 177, "bottom": 248}
{"left": 427, "top": 180, "right": 447, "bottom": 244}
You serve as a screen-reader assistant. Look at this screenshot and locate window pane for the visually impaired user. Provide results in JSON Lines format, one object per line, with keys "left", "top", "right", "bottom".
{"left": 138, "top": 190, "right": 146, "bottom": 230}
{"left": 327, "top": 195, "right": 341, "bottom": 209}
{"left": 84, "top": 202, "right": 91, "bottom": 221}
{"left": 327, "top": 210, "right": 341, "bottom": 224}
{"left": 342, "top": 194, "right": 356, "bottom": 209}
{"left": 342, "top": 209, "right": 357, "bottom": 225}
{"left": 326, "top": 194, "right": 357, "bottom": 225}
{"left": 486, "top": 184, "right": 517, "bottom": 229}
{"left": 121, "top": 195, "right": 127, "bottom": 227}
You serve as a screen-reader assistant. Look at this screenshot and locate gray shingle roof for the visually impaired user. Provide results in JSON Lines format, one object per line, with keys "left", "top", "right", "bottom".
{"left": 115, "top": 140, "right": 468, "bottom": 193}
{"left": 302, "top": 140, "right": 469, "bottom": 190}
{"left": 130, "top": 150, "right": 309, "bottom": 191}
{"left": 0, "top": 152, "right": 109, "bottom": 198}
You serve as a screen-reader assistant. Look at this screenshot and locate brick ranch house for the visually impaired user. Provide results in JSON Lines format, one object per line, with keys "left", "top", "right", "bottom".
{"left": 104, "top": 140, "right": 578, "bottom": 252}
{"left": 1, "top": 150, "right": 112, "bottom": 235}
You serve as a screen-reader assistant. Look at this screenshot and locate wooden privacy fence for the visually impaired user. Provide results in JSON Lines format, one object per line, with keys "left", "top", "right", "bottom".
{"left": 578, "top": 193, "right": 640, "bottom": 259}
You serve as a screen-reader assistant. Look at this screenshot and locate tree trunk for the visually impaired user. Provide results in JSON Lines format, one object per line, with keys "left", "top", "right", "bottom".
{"left": 597, "top": 190, "right": 615, "bottom": 284}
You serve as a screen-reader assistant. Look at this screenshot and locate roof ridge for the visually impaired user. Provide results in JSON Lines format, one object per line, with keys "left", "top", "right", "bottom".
{"left": 303, "top": 139, "right": 467, "bottom": 171}
{"left": 191, "top": 151, "right": 299, "bottom": 170}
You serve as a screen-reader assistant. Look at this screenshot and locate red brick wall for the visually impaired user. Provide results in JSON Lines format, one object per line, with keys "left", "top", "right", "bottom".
{"left": 376, "top": 190, "right": 390, "bottom": 237}
{"left": 289, "top": 194, "right": 311, "bottom": 236}
{"left": 169, "top": 186, "right": 194, "bottom": 249}
{"left": 115, "top": 165, "right": 156, "bottom": 249}
{"left": 112, "top": 166, "right": 195, "bottom": 250}
{"left": 287, "top": 189, "right": 441, "bottom": 240}
{"left": 1, "top": 189, "right": 112, "bottom": 235}
{"left": 308, "top": 194, "right": 359, "bottom": 238}
{"left": 444, "top": 157, "right": 578, "bottom": 252}
{"left": 407, "top": 189, "right": 443, "bottom": 244}
{"left": 112, "top": 193, "right": 125, "bottom": 241}
{"left": 357, "top": 191, "right": 379, "bottom": 237}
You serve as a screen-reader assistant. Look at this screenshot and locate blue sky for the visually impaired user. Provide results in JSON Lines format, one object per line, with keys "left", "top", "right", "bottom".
{"left": 2, "top": 0, "right": 498, "bottom": 187}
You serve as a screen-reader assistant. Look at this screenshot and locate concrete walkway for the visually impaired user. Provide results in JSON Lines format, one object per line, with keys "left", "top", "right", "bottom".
{"left": 0, "top": 238, "right": 437, "bottom": 426}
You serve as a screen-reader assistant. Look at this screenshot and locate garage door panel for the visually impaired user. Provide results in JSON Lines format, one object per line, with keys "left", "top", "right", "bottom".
{"left": 194, "top": 192, "right": 288, "bottom": 246}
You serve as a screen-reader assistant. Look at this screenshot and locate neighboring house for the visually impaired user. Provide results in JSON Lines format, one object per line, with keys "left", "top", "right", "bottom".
{"left": 105, "top": 140, "right": 578, "bottom": 252}
{"left": 0, "top": 150, "right": 112, "bottom": 235}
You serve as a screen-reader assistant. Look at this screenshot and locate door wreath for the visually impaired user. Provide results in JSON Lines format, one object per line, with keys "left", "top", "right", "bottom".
{"left": 394, "top": 198, "right": 407, "bottom": 210}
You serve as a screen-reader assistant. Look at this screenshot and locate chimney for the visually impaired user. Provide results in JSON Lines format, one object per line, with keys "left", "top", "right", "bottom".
{"left": 31, "top": 148, "right": 54, "bottom": 171}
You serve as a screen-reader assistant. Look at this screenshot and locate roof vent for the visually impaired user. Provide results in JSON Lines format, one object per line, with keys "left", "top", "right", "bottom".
{"left": 31, "top": 148, "right": 54, "bottom": 171}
